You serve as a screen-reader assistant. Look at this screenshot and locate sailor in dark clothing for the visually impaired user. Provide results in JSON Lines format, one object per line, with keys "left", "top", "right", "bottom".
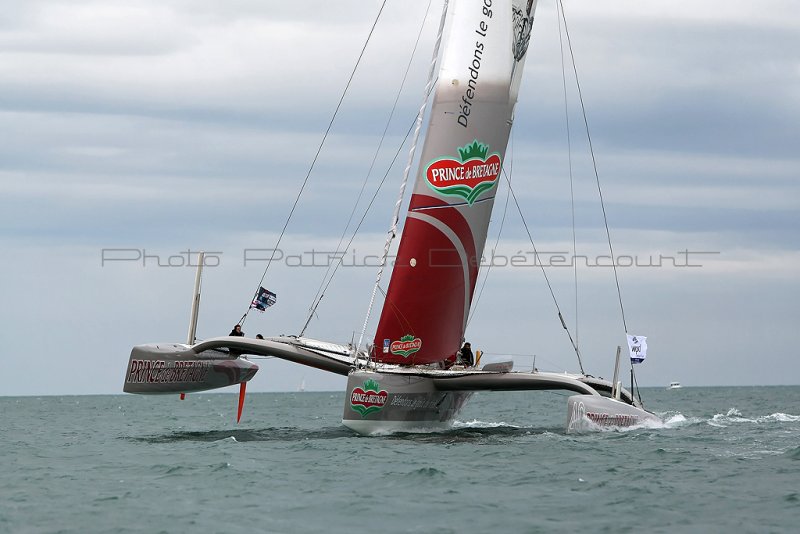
{"left": 229, "top": 324, "right": 244, "bottom": 336}
{"left": 458, "top": 342, "right": 474, "bottom": 367}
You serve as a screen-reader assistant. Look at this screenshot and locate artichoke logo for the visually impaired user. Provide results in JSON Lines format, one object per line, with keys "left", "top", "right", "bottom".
{"left": 350, "top": 379, "right": 388, "bottom": 417}
{"left": 390, "top": 335, "right": 422, "bottom": 358}
{"left": 425, "top": 140, "right": 502, "bottom": 205}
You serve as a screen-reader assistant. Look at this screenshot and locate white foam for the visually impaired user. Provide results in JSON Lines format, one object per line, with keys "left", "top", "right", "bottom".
{"left": 709, "top": 408, "right": 753, "bottom": 426}
{"left": 570, "top": 415, "right": 663, "bottom": 433}
{"left": 657, "top": 412, "right": 703, "bottom": 428}
{"left": 453, "top": 419, "right": 519, "bottom": 429}
{"left": 626, "top": 417, "right": 669, "bottom": 431}
{"left": 758, "top": 412, "right": 800, "bottom": 423}
{"left": 707, "top": 409, "right": 800, "bottom": 427}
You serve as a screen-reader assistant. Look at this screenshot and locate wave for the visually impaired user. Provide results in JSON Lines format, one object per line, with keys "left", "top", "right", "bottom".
{"left": 453, "top": 419, "right": 520, "bottom": 429}
{"left": 402, "top": 467, "right": 446, "bottom": 479}
{"left": 761, "top": 413, "right": 800, "bottom": 423}
{"left": 574, "top": 411, "right": 699, "bottom": 433}
{"left": 125, "top": 409, "right": 798, "bottom": 443}
{"left": 128, "top": 426, "right": 354, "bottom": 443}
{"left": 707, "top": 408, "right": 800, "bottom": 427}
{"left": 659, "top": 412, "right": 705, "bottom": 428}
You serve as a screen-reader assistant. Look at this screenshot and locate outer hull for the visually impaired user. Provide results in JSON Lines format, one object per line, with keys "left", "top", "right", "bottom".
{"left": 342, "top": 370, "right": 473, "bottom": 435}
{"left": 123, "top": 343, "right": 258, "bottom": 394}
{"left": 566, "top": 394, "right": 660, "bottom": 432}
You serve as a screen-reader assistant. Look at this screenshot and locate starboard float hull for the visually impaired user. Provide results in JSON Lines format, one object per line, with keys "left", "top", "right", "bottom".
{"left": 342, "top": 370, "right": 473, "bottom": 435}
{"left": 566, "top": 394, "right": 660, "bottom": 433}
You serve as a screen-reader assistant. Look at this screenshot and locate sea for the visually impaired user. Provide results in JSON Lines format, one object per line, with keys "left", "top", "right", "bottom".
{"left": 2, "top": 386, "right": 798, "bottom": 533}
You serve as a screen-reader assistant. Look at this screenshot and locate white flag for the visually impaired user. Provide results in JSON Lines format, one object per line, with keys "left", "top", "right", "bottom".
{"left": 627, "top": 335, "right": 648, "bottom": 364}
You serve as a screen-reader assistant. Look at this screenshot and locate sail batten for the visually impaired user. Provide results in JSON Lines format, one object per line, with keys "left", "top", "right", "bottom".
{"left": 373, "top": 0, "right": 538, "bottom": 365}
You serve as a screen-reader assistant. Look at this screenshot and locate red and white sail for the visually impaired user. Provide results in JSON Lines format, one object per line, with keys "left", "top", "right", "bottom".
{"left": 373, "top": 0, "right": 538, "bottom": 364}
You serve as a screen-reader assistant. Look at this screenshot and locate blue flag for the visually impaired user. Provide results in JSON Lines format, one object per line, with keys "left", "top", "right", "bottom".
{"left": 251, "top": 287, "right": 277, "bottom": 312}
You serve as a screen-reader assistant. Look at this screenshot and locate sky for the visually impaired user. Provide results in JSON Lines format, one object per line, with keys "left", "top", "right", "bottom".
{"left": 1, "top": 0, "right": 799, "bottom": 396}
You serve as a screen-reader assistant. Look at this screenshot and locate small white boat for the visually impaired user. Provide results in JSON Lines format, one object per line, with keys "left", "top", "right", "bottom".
{"left": 667, "top": 382, "right": 682, "bottom": 389}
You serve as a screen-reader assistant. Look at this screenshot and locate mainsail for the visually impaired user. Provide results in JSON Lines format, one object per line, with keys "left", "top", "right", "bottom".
{"left": 373, "top": 0, "right": 538, "bottom": 364}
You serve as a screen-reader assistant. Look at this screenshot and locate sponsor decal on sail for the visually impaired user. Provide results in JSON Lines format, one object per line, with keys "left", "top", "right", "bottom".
{"left": 512, "top": 3, "right": 535, "bottom": 61}
{"left": 350, "top": 379, "right": 388, "bottom": 417}
{"left": 425, "top": 140, "right": 501, "bottom": 205}
{"left": 390, "top": 335, "right": 422, "bottom": 358}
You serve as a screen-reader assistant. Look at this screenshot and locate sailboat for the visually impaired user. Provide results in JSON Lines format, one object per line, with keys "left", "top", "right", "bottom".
{"left": 123, "top": 0, "right": 660, "bottom": 433}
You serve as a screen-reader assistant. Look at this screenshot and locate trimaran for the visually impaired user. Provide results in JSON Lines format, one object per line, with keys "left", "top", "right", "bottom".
{"left": 123, "top": 0, "right": 661, "bottom": 434}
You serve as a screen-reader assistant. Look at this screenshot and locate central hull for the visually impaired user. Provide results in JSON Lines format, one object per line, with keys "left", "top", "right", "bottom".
{"left": 342, "top": 370, "right": 473, "bottom": 435}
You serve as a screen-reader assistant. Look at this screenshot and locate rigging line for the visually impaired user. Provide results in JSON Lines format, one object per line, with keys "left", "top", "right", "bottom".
{"left": 632, "top": 366, "right": 644, "bottom": 406}
{"left": 240, "top": 0, "right": 389, "bottom": 328}
{"left": 299, "top": 110, "right": 421, "bottom": 337}
{"left": 367, "top": 284, "right": 391, "bottom": 364}
{"left": 558, "top": 0, "right": 628, "bottom": 334}
{"left": 503, "top": 170, "right": 585, "bottom": 374}
{"left": 467, "top": 132, "right": 514, "bottom": 328}
{"left": 627, "top": 347, "right": 643, "bottom": 406}
{"left": 298, "top": 78, "right": 437, "bottom": 340}
{"left": 357, "top": 0, "right": 450, "bottom": 354}
{"left": 300, "top": 0, "right": 435, "bottom": 337}
{"left": 557, "top": 0, "right": 579, "bottom": 350}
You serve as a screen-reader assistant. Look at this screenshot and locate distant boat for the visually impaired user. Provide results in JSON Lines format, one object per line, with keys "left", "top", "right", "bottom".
{"left": 298, "top": 378, "right": 306, "bottom": 393}
{"left": 667, "top": 382, "right": 682, "bottom": 389}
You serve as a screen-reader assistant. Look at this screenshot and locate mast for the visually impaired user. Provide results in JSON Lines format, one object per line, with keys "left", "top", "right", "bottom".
{"left": 187, "top": 251, "right": 205, "bottom": 345}
{"left": 372, "top": 0, "right": 538, "bottom": 365}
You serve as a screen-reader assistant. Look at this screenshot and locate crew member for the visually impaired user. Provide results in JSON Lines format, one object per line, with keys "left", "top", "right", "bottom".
{"left": 458, "top": 342, "right": 474, "bottom": 367}
{"left": 229, "top": 324, "right": 244, "bottom": 337}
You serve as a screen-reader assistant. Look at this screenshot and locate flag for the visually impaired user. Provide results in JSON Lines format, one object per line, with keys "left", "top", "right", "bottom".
{"left": 627, "top": 335, "right": 647, "bottom": 364}
{"left": 250, "top": 287, "right": 277, "bottom": 312}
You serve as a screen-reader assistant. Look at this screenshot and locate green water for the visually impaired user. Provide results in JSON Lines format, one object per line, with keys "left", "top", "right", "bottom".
{"left": 2, "top": 387, "right": 798, "bottom": 533}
